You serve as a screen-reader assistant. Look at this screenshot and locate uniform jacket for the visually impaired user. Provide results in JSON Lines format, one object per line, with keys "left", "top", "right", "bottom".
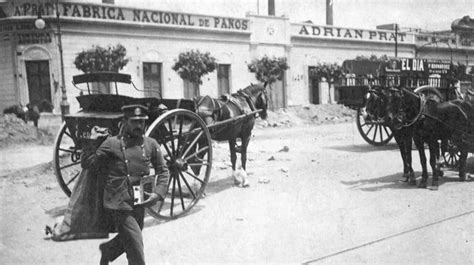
{"left": 82, "top": 135, "right": 170, "bottom": 211}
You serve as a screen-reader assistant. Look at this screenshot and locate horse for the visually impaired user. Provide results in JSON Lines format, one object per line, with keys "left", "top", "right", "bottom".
{"left": 419, "top": 91, "right": 473, "bottom": 183}
{"left": 363, "top": 86, "right": 418, "bottom": 185}
{"left": 383, "top": 87, "right": 466, "bottom": 190}
{"left": 194, "top": 83, "right": 268, "bottom": 187}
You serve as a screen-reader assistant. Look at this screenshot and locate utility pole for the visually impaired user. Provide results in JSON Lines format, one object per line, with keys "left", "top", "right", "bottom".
{"left": 326, "top": 0, "right": 333, "bottom": 25}
{"left": 395, "top": 24, "right": 398, "bottom": 57}
{"left": 56, "top": 0, "right": 69, "bottom": 119}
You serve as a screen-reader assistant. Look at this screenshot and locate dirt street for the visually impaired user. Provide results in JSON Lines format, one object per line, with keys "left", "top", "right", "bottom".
{"left": 1, "top": 121, "right": 473, "bottom": 264}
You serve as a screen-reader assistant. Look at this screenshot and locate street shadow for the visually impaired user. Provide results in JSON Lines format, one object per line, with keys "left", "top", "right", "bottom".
{"left": 341, "top": 170, "right": 466, "bottom": 192}
{"left": 326, "top": 142, "right": 400, "bottom": 153}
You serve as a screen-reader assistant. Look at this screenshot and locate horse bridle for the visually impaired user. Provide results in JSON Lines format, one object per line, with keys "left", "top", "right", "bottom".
{"left": 392, "top": 88, "right": 425, "bottom": 130}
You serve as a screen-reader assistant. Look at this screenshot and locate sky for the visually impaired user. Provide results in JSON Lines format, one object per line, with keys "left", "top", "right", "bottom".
{"left": 112, "top": 0, "right": 472, "bottom": 31}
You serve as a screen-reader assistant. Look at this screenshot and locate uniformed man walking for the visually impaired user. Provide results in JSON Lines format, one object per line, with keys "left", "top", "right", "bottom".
{"left": 82, "top": 104, "right": 170, "bottom": 265}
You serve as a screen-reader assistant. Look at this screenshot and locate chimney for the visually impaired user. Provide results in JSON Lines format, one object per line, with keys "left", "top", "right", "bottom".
{"left": 326, "top": 0, "right": 333, "bottom": 25}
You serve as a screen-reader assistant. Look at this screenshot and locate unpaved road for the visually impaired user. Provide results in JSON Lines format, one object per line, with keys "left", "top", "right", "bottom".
{"left": 1, "top": 121, "right": 473, "bottom": 264}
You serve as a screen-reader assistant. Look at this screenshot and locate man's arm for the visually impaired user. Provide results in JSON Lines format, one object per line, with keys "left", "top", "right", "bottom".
{"left": 81, "top": 127, "right": 111, "bottom": 169}
{"left": 151, "top": 141, "right": 170, "bottom": 200}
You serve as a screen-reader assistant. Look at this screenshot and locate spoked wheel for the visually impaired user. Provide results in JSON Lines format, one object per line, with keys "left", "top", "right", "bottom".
{"left": 356, "top": 107, "right": 393, "bottom": 146}
{"left": 443, "top": 140, "right": 460, "bottom": 168}
{"left": 145, "top": 109, "right": 212, "bottom": 220}
{"left": 53, "top": 122, "right": 82, "bottom": 197}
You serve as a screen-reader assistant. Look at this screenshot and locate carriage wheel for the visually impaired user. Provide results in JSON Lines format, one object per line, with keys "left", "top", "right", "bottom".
{"left": 443, "top": 140, "right": 460, "bottom": 168}
{"left": 145, "top": 109, "right": 212, "bottom": 220}
{"left": 53, "top": 122, "right": 82, "bottom": 197}
{"left": 356, "top": 108, "right": 393, "bottom": 146}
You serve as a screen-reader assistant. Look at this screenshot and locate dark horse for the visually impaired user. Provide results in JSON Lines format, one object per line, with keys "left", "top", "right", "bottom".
{"left": 383, "top": 86, "right": 471, "bottom": 190}
{"left": 364, "top": 86, "right": 419, "bottom": 185}
{"left": 194, "top": 83, "right": 268, "bottom": 187}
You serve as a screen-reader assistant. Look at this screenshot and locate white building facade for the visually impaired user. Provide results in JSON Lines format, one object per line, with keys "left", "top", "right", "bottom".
{"left": 0, "top": 0, "right": 472, "bottom": 113}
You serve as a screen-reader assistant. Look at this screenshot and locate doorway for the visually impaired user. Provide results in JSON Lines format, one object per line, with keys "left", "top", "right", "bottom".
{"left": 183, "top": 79, "right": 199, "bottom": 99}
{"left": 25, "top": 60, "right": 52, "bottom": 112}
{"left": 308, "top": 66, "right": 320, "bottom": 104}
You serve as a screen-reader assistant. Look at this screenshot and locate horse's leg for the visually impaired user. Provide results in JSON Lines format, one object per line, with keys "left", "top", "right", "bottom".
{"left": 439, "top": 138, "right": 448, "bottom": 168}
{"left": 458, "top": 150, "right": 468, "bottom": 181}
{"left": 404, "top": 135, "right": 416, "bottom": 185}
{"left": 229, "top": 139, "right": 241, "bottom": 186}
{"left": 394, "top": 130, "right": 416, "bottom": 185}
{"left": 434, "top": 139, "right": 444, "bottom": 177}
{"left": 239, "top": 135, "right": 251, "bottom": 188}
{"left": 414, "top": 135, "right": 428, "bottom": 188}
{"left": 394, "top": 132, "right": 409, "bottom": 181}
{"left": 428, "top": 141, "right": 440, "bottom": 190}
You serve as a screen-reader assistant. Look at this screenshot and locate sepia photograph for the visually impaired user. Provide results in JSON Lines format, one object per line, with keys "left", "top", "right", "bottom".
{"left": 0, "top": 0, "right": 473, "bottom": 264}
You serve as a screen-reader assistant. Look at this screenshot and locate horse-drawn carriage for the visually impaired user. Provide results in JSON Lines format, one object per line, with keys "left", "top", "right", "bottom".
{"left": 53, "top": 72, "right": 266, "bottom": 220}
{"left": 337, "top": 57, "right": 473, "bottom": 188}
{"left": 337, "top": 58, "right": 460, "bottom": 147}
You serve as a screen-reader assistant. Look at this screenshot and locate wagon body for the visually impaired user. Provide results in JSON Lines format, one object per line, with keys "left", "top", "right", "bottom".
{"left": 336, "top": 58, "right": 459, "bottom": 146}
{"left": 54, "top": 72, "right": 211, "bottom": 220}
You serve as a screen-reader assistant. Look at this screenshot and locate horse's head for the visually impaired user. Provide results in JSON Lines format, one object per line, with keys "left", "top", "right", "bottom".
{"left": 363, "top": 86, "right": 388, "bottom": 122}
{"left": 384, "top": 87, "right": 421, "bottom": 129}
{"left": 241, "top": 82, "right": 269, "bottom": 120}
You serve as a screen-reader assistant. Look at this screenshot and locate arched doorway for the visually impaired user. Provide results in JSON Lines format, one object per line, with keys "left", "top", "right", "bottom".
{"left": 22, "top": 46, "right": 53, "bottom": 112}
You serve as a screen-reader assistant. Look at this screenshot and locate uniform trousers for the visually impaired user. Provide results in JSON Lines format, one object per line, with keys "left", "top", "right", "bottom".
{"left": 101, "top": 207, "right": 145, "bottom": 265}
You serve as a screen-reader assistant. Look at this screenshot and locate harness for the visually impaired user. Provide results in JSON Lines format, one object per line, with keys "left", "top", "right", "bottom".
{"left": 237, "top": 90, "right": 257, "bottom": 112}
{"left": 196, "top": 95, "right": 224, "bottom": 123}
{"left": 195, "top": 86, "right": 265, "bottom": 125}
{"left": 393, "top": 88, "right": 425, "bottom": 130}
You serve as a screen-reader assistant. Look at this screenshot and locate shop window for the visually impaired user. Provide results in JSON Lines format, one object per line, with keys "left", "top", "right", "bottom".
{"left": 217, "top": 64, "right": 230, "bottom": 96}
{"left": 143, "top": 62, "right": 162, "bottom": 98}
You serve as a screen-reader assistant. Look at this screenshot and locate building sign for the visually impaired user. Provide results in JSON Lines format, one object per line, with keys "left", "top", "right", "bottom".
{"left": 293, "top": 23, "right": 414, "bottom": 44}
{"left": 0, "top": 21, "right": 53, "bottom": 43}
{"left": 384, "top": 58, "right": 451, "bottom": 75}
{"left": 17, "top": 32, "right": 52, "bottom": 44}
{"left": 2, "top": 1, "right": 249, "bottom": 31}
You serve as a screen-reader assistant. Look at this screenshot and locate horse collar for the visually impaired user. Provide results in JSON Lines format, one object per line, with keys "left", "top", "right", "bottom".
{"left": 238, "top": 90, "right": 257, "bottom": 112}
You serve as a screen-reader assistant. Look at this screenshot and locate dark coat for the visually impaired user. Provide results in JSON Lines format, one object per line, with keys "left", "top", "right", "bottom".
{"left": 81, "top": 135, "right": 170, "bottom": 211}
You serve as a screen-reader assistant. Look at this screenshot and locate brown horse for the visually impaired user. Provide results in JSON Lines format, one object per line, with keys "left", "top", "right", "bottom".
{"left": 194, "top": 83, "right": 268, "bottom": 187}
